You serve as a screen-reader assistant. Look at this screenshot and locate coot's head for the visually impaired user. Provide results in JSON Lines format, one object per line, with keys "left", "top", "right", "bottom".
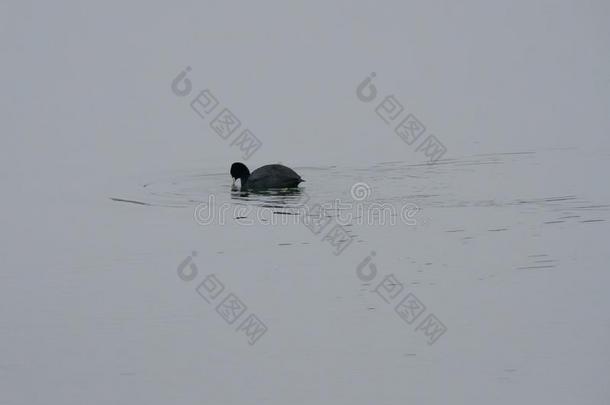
{"left": 230, "top": 162, "right": 250, "bottom": 185}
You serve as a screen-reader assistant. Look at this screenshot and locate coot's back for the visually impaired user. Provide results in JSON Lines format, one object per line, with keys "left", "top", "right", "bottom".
{"left": 246, "top": 164, "right": 303, "bottom": 189}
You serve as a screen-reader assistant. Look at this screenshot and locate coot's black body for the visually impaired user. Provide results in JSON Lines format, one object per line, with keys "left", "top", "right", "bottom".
{"left": 230, "top": 162, "right": 303, "bottom": 190}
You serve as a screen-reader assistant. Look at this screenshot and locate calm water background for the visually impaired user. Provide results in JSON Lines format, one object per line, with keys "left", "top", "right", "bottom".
{"left": 2, "top": 148, "right": 610, "bottom": 404}
{"left": 2, "top": 1, "right": 610, "bottom": 404}
{"left": 99, "top": 149, "right": 608, "bottom": 403}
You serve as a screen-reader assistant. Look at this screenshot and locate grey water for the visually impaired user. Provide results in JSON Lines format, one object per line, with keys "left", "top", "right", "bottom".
{"left": 3, "top": 2, "right": 610, "bottom": 402}
{"left": 4, "top": 146, "right": 609, "bottom": 405}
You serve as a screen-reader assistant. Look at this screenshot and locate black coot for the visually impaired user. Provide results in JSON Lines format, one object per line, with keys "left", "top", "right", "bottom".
{"left": 230, "top": 162, "right": 304, "bottom": 190}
